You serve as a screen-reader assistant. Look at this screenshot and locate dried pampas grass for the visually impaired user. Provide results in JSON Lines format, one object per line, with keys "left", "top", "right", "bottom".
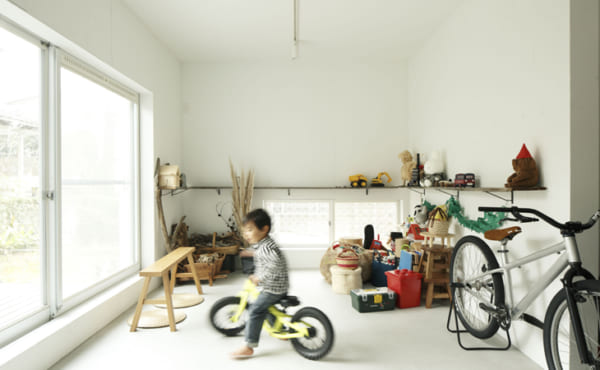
{"left": 229, "top": 159, "right": 254, "bottom": 245}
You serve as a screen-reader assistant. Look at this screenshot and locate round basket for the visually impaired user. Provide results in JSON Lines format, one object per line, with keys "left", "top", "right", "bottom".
{"left": 428, "top": 219, "right": 450, "bottom": 236}
{"left": 336, "top": 248, "right": 359, "bottom": 270}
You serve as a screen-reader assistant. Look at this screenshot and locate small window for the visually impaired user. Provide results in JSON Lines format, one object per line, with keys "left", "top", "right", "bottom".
{"left": 263, "top": 201, "right": 330, "bottom": 246}
{"left": 334, "top": 202, "right": 398, "bottom": 243}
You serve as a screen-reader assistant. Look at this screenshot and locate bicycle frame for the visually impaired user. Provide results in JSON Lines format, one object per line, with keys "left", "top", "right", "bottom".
{"left": 463, "top": 239, "right": 568, "bottom": 321}
{"left": 230, "top": 279, "right": 311, "bottom": 340}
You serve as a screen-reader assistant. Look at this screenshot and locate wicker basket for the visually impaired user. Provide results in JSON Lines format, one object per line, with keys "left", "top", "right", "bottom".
{"left": 336, "top": 248, "right": 359, "bottom": 270}
{"left": 194, "top": 232, "right": 240, "bottom": 255}
{"left": 427, "top": 218, "right": 450, "bottom": 236}
{"left": 427, "top": 206, "right": 450, "bottom": 236}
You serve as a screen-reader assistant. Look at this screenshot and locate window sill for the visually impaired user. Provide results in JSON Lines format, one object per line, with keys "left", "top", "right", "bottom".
{"left": 0, "top": 274, "right": 152, "bottom": 370}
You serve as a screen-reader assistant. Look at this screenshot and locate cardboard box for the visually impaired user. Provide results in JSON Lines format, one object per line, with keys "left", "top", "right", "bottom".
{"left": 350, "top": 288, "right": 396, "bottom": 313}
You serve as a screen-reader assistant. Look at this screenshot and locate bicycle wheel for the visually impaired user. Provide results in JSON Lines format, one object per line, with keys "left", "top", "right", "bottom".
{"left": 209, "top": 296, "right": 248, "bottom": 336}
{"left": 290, "top": 307, "right": 334, "bottom": 360}
{"left": 450, "top": 235, "right": 505, "bottom": 339}
{"left": 543, "top": 280, "right": 600, "bottom": 370}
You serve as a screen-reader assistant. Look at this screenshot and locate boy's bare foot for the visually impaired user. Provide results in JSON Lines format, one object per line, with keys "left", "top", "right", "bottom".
{"left": 231, "top": 346, "right": 254, "bottom": 359}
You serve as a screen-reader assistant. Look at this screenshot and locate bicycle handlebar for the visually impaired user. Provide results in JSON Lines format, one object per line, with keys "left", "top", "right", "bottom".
{"left": 478, "top": 206, "right": 600, "bottom": 234}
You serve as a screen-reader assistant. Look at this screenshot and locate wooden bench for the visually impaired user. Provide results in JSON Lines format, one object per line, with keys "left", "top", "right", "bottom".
{"left": 129, "top": 247, "right": 202, "bottom": 332}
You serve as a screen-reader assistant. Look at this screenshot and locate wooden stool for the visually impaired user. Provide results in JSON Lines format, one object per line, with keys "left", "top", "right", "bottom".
{"left": 421, "top": 231, "right": 454, "bottom": 249}
{"left": 130, "top": 247, "right": 203, "bottom": 332}
{"left": 416, "top": 244, "right": 453, "bottom": 308}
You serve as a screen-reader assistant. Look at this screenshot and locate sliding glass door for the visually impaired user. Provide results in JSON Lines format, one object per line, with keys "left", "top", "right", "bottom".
{"left": 0, "top": 21, "right": 140, "bottom": 345}
{"left": 0, "top": 25, "right": 44, "bottom": 333}
{"left": 59, "top": 63, "right": 138, "bottom": 302}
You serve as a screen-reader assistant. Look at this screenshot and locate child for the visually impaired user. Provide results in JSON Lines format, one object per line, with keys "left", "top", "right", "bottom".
{"left": 231, "top": 208, "right": 289, "bottom": 359}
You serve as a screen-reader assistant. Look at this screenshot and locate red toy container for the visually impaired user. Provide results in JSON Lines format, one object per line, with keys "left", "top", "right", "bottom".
{"left": 385, "top": 269, "right": 423, "bottom": 308}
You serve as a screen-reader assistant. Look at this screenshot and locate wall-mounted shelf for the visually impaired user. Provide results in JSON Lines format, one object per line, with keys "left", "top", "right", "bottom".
{"left": 404, "top": 186, "right": 547, "bottom": 203}
{"left": 161, "top": 185, "right": 546, "bottom": 202}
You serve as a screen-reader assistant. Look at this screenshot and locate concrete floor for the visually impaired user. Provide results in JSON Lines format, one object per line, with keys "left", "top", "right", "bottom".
{"left": 49, "top": 270, "right": 542, "bottom": 370}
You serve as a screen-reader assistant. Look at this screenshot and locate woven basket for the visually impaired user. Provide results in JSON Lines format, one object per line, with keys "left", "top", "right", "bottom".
{"left": 336, "top": 248, "right": 359, "bottom": 270}
{"left": 427, "top": 218, "right": 450, "bottom": 236}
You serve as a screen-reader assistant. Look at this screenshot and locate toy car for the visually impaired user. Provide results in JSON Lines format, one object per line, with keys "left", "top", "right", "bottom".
{"left": 464, "top": 173, "right": 476, "bottom": 187}
{"left": 454, "top": 173, "right": 475, "bottom": 187}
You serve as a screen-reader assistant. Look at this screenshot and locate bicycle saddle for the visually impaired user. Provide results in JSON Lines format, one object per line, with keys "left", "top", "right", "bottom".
{"left": 484, "top": 226, "right": 522, "bottom": 241}
{"left": 278, "top": 295, "right": 300, "bottom": 308}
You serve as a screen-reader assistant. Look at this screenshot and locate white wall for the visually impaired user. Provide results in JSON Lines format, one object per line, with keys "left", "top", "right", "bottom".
{"left": 180, "top": 61, "right": 410, "bottom": 268}
{"left": 181, "top": 61, "right": 408, "bottom": 187}
{"left": 407, "top": 0, "right": 598, "bottom": 367}
{"left": 0, "top": 0, "right": 182, "bottom": 368}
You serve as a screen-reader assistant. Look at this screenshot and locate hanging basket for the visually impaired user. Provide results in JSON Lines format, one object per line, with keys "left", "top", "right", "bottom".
{"left": 427, "top": 206, "right": 450, "bottom": 236}
{"left": 427, "top": 219, "right": 450, "bottom": 235}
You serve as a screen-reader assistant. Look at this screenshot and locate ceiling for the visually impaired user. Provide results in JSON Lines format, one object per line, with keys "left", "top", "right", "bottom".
{"left": 122, "top": 0, "right": 464, "bottom": 63}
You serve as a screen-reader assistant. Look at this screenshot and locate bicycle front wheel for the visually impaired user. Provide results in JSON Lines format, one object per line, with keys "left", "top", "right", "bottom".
{"left": 450, "top": 235, "right": 505, "bottom": 339}
{"left": 543, "top": 280, "right": 600, "bottom": 370}
{"left": 290, "top": 307, "right": 334, "bottom": 360}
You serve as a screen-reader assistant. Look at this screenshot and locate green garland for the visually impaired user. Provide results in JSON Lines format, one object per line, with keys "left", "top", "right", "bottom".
{"left": 424, "top": 197, "right": 504, "bottom": 233}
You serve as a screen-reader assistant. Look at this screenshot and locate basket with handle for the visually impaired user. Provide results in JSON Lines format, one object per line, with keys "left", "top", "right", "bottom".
{"left": 336, "top": 248, "right": 359, "bottom": 270}
{"left": 427, "top": 206, "right": 450, "bottom": 236}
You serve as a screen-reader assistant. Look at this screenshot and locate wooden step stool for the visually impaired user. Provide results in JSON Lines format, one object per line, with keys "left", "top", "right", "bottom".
{"left": 417, "top": 234, "right": 454, "bottom": 308}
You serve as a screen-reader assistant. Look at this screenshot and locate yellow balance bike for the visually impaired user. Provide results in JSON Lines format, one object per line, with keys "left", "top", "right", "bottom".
{"left": 209, "top": 279, "right": 334, "bottom": 360}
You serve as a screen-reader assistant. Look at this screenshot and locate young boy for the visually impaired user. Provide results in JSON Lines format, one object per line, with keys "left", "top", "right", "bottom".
{"left": 231, "top": 208, "right": 289, "bottom": 359}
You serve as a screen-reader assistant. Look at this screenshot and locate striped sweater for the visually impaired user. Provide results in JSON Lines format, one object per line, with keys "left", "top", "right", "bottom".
{"left": 253, "top": 236, "right": 289, "bottom": 294}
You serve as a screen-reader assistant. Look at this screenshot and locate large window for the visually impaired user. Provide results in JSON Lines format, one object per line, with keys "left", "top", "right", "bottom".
{"left": 59, "top": 62, "right": 138, "bottom": 301}
{"left": 264, "top": 200, "right": 399, "bottom": 246}
{"left": 0, "top": 23, "right": 43, "bottom": 334}
{"left": 0, "top": 23, "right": 140, "bottom": 345}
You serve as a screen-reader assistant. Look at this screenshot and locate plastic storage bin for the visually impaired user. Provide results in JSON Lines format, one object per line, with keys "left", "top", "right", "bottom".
{"left": 385, "top": 269, "right": 423, "bottom": 308}
{"left": 371, "top": 258, "right": 397, "bottom": 287}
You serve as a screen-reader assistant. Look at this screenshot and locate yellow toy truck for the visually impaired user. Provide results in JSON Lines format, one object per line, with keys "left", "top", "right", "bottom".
{"left": 349, "top": 174, "right": 368, "bottom": 188}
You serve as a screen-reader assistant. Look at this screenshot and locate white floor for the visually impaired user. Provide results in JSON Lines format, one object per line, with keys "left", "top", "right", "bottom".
{"left": 49, "top": 270, "right": 541, "bottom": 370}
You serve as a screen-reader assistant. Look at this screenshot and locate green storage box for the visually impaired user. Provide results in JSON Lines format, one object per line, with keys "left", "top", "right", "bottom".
{"left": 350, "top": 288, "right": 396, "bottom": 313}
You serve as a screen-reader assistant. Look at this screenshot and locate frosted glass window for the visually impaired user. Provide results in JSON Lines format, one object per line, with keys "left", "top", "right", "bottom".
{"left": 334, "top": 202, "right": 398, "bottom": 242}
{"left": 264, "top": 201, "right": 330, "bottom": 245}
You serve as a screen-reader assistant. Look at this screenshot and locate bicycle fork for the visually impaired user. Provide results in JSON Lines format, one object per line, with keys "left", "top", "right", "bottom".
{"left": 562, "top": 264, "right": 596, "bottom": 366}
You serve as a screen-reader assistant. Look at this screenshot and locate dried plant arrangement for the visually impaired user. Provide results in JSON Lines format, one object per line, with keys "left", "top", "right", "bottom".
{"left": 229, "top": 159, "right": 254, "bottom": 246}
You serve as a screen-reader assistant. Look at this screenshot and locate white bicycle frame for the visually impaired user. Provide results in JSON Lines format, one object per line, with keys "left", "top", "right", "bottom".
{"left": 464, "top": 235, "right": 582, "bottom": 321}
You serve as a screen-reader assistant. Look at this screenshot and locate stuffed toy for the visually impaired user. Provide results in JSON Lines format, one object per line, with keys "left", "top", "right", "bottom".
{"left": 505, "top": 144, "right": 539, "bottom": 188}
{"left": 398, "top": 150, "right": 417, "bottom": 186}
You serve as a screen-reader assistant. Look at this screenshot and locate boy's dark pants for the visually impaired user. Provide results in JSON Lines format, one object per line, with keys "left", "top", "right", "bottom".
{"left": 245, "top": 291, "right": 286, "bottom": 347}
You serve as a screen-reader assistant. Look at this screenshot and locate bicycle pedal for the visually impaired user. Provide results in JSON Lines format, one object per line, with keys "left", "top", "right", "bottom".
{"left": 478, "top": 302, "right": 506, "bottom": 318}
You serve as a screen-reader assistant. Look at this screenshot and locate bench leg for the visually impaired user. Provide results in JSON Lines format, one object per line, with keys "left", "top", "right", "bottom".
{"left": 186, "top": 254, "right": 203, "bottom": 294}
{"left": 130, "top": 277, "right": 151, "bottom": 332}
{"left": 162, "top": 272, "right": 177, "bottom": 332}
{"left": 169, "top": 266, "right": 177, "bottom": 294}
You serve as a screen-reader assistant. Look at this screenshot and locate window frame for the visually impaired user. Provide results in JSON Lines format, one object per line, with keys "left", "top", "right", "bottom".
{"left": 54, "top": 49, "right": 141, "bottom": 314}
{"left": 0, "top": 19, "right": 142, "bottom": 346}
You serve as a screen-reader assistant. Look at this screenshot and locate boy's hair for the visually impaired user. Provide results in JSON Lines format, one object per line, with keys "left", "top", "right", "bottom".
{"left": 243, "top": 208, "right": 272, "bottom": 233}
